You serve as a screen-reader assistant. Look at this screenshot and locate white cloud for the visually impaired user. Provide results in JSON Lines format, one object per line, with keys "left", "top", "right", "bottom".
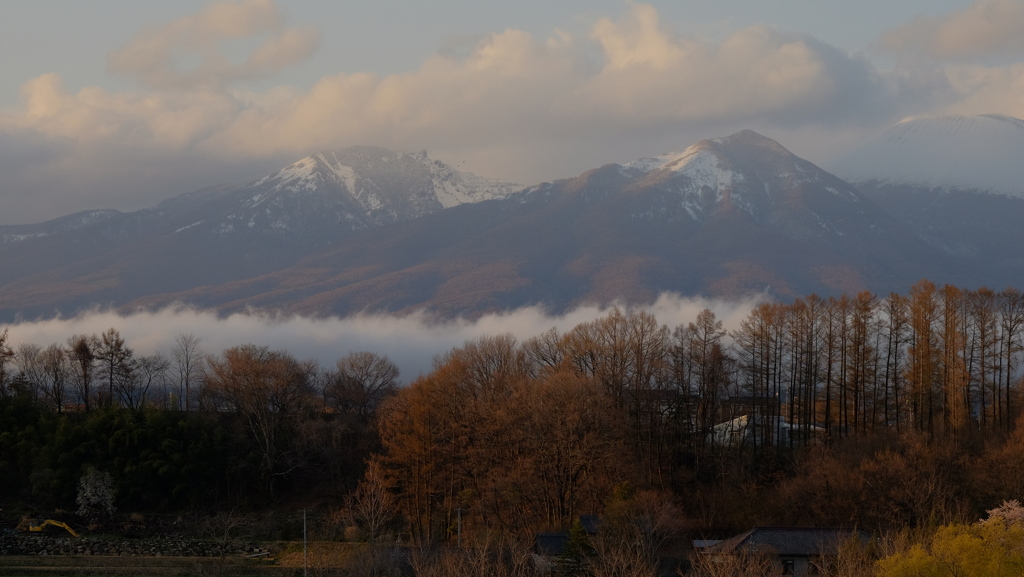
{"left": 591, "top": 3, "right": 687, "bottom": 71}
{"left": 2, "top": 294, "right": 762, "bottom": 381}
{"left": 880, "top": 0, "right": 1024, "bottom": 60}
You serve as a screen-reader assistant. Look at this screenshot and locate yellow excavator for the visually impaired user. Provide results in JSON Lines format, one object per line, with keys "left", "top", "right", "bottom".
{"left": 16, "top": 518, "right": 80, "bottom": 537}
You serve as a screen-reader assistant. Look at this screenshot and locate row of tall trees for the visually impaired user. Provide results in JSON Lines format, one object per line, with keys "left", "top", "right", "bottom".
{"left": 728, "top": 282, "right": 1024, "bottom": 444}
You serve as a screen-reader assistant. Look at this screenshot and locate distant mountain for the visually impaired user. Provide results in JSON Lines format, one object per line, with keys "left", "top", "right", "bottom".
{"left": 0, "top": 147, "right": 521, "bottom": 319}
{"left": 0, "top": 130, "right": 1014, "bottom": 321}
{"left": 116, "top": 131, "right": 956, "bottom": 317}
{"left": 832, "top": 114, "right": 1024, "bottom": 278}
{"left": 833, "top": 114, "right": 1024, "bottom": 197}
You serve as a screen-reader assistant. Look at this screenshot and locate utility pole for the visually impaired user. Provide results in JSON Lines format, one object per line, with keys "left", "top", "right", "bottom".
{"left": 303, "top": 509, "right": 307, "bottom": 577}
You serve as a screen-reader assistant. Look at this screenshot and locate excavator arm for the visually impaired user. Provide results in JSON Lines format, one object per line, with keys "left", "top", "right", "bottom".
{"left": 17, "top": 518, "right": 80, "bottom": 537}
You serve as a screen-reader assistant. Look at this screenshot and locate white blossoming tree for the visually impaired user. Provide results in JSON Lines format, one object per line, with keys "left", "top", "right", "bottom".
{"left": 76, "top": 467, "right": 116, "bottom": 517}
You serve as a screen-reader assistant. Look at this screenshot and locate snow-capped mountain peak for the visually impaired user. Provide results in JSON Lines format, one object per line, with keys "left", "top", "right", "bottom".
{"left": 158, "top": 146, "right": 528, "bottom": 242}
{"left": 599, "top": 130, "right": 866, "bottom": 241}
{"left": 250, "top": 147, "right": 521, "bottom": 212}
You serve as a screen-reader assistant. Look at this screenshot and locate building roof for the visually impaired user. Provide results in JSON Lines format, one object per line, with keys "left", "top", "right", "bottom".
{"left": 706, "top": 527, "right": 863, "bottom": 557}
{"left": 579, "top": 515, "right": 600, "bottom": 535}
{"left": 534, "top": 532, "right": 569, "bottom": 556}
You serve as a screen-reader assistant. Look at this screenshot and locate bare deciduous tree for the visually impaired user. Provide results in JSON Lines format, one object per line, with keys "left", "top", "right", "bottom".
{"left": 95, "top": 327, "right": 134, "bottom": 408}
{"left": 21, "top": 343, "right": 73, "bottom": 412}
{"left": 346, "top": 458, "right": 397, "bottom": 542}
{"left": 129, "top": 353, "right": 170, "bottom": 409}
{"left": 14, "top": 343, "right": 44, "bottom": 402}
{"left": 172, "top": 332, "right": 203, "bottom": 412}
{"left": 203, "top": 344, "right": 317, "bottom": 494}
{"left": 67, "top": 334, "right": 97, "bottom": 411}
{"left": 327, "top": 351, "right": 400, "bottom": 420}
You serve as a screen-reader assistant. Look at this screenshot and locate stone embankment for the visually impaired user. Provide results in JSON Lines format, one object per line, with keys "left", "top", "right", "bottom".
{"left": 0, "top": 534, "right": 264, "bottom": 557}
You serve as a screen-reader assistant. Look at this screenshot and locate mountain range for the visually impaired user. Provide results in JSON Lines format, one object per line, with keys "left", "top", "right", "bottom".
{"left": 1, "top": 116, "right": 1022, "bottom": 320}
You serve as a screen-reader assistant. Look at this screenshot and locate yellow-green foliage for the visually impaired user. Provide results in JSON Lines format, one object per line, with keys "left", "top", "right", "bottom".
{"left": 877, "top": 510, "right": 1024, "bottom": 577}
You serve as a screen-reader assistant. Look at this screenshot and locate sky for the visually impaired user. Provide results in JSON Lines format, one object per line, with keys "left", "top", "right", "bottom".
{"left": 2, "top": 0, "right": 1023, "bottom": 225}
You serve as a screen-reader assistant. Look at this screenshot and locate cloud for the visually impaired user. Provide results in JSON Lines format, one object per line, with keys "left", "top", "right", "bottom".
{"left": 2, "top": 294, "right": 762, "bottom": 381}
{"left": 880, "top": 0, "right": 1024, "bottom": 60}
{"left": 7, "top": 3, "right": 903, "bottom": 157}
{"left": 941, "top": 63, "right": 1024, "bottom": 117}
{"left": 107, "top": 0, "right": 319, "bottom": 90}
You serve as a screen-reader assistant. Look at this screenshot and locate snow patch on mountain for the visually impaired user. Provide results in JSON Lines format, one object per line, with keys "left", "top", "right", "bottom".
{"left": 623, "top": 140, "right": 754, "bottom": 220}
{"left": 251, "top": 149, "right": 520, "bottom": 213}
{"left": 626, "top": 143, "right": 742, "bottom": 189}
{"left": 428, "top": 159, "right": 522, "bottom": 208}
{"left": 669, "top": 146, "right": 743, "bottom": 193}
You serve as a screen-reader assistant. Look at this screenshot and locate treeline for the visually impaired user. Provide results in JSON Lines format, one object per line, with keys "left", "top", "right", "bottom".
{"left": 2, "top": 279, "right": 1024, "bottom": 543}
{"left": 0, "top": 333, "right": 395, "bottom": 512}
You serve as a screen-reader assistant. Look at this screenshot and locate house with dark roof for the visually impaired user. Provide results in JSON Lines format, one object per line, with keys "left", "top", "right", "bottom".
{"left": 531, "top": 516, "right": 601, "bottom": 574}
{"left": 700, "top": 527, "right": 865, "bottom": 576}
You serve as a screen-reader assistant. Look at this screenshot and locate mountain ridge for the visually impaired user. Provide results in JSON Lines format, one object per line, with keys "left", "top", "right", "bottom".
{"left": 0, "top": 128, "right": 1016, "bottom": 320}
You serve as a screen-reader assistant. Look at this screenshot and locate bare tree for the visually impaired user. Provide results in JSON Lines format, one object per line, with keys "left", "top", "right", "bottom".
{"left": 94, "top": 327, "right": 136, "bottom": 407}
{"left": 67, "top": 334, "right": 97, "bottom": 411}
{"left": 172, "top": 332, "right": 203, "bottom": 412}
{"left": 906, "top": 280, "right": 940, "bottom": 435}
{"left": 19, "top": 343, "right": 72, "bottom": 412}
{"left": 690, "top": 549, "right": 777, "bottom": 577}
{"left": 42, "top": 344, "right": 74, "bottom": 412}
{"left": 203, "top": 344, "right": 317, "bottom": 494}
{"left": 326, "top": 351, "right": 400, "bottom": 419}
{"left": 14, "top": 343, "right": 44, "bottom": 402}
{"left": 999, "top": 288, "right": 1024, "bottom": 431}
{"left": 95, "top": 328, "right": 135, "bottom": 408}
{"left": 127, "top": 353, "right": 170, "bottom": 409}
{"left": 673, "top": 309, "right": 731, "bottom": 456}
{"left": 591, "top": 489, "right": 687, "bottom": 577}
{"left": 522, "top": 327, "right": 565, "bottom": 377}
{"left": 346, "top": 458, "right": 397, "bottom": 542}
{"left": 509, "top": 371, "right": 627, "bottom": 528}
{"left": 409, "top": 532, "right": 533, "bottom": 577}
